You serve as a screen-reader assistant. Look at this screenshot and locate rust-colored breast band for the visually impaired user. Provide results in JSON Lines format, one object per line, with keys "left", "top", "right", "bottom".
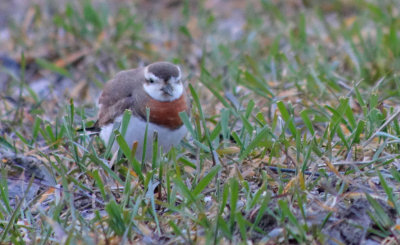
{"left": 146, "top": 95, "right": 188, "bottom": 130}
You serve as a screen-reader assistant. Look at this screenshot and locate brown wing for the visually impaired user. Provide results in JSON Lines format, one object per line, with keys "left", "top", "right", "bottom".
{"left": 96, "top": 68, "right": 146, "bottom": 126}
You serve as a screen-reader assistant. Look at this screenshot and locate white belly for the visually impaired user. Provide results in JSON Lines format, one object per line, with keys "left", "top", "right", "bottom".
{"left": 100, "top": 115, "right": 187, "bottom": 161}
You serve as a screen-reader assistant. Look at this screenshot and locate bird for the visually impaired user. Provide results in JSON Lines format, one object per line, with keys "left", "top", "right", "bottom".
{"left": 94, "top": 61, "right": 190, "bottom": 161}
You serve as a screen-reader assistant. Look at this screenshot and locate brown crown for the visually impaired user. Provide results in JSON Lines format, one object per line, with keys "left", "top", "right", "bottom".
{"left": 147, "top": 62, "right": 180, "bottom": 81}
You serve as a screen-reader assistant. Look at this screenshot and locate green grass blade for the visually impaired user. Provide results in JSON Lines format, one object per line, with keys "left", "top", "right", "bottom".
{"left": 192, "top": 165, "right": 221, "bottom": 196}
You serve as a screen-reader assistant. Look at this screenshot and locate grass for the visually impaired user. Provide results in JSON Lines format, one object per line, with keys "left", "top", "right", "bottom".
{"left": 0, "top": 0, "right": 400, "bottom": 244}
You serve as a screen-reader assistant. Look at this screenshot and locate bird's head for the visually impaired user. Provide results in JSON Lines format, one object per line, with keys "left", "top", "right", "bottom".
{"left": 143, "top": 62, "right": 183, "bottom": 102}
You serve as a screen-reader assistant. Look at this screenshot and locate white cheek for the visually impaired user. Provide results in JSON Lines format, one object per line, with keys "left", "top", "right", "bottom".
{"left": 173, "top": 83, "right": 183, "bottom": 100}
{"left": 143, "top": 83, "right": 183, "bottom": 102}
{"left": 143, "top": 83, "right": 163, "bottom": 100}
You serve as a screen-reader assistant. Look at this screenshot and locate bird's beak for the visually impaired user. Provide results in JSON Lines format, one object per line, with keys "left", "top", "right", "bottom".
{"left": 161, "top": 83, "right": 174, "bottom": 96}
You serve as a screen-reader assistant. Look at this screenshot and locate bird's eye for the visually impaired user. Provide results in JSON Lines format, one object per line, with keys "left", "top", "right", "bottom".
{"left": 149, "top": 79, "right": 154, "bottom": 84}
